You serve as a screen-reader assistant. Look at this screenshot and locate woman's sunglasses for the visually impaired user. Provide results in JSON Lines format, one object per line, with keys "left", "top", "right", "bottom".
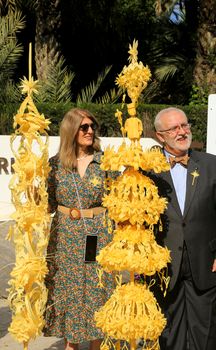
{"left": 79, "top": 123, "right": 97, "bottom": 133}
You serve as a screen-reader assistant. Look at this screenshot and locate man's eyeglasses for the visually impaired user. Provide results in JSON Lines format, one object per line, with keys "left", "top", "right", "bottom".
{"left": 79, "top": 123, "right": 97, "bottom": 133}
{"left": 158, "top": 123, "right": 191, "bottom": 134}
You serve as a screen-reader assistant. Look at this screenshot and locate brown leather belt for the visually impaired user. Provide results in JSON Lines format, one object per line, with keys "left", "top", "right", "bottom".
{"left": 58, "top": 205, "right": 106, "bottom": 220}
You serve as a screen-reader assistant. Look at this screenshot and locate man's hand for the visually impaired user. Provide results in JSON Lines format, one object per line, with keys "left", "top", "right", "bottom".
{"left": 212, "top": 259, "right": 216, "bottom": 272}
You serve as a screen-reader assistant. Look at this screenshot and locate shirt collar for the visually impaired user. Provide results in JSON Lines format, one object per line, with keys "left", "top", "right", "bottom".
{"left": 164, "top": 149, "right": 189, "bottom": 159}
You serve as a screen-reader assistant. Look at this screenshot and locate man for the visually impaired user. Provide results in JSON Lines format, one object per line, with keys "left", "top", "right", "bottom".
{"left": 152, "top": 107, "right": 216, "bottom": 350}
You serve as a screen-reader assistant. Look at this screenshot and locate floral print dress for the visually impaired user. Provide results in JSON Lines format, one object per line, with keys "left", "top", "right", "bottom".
{"left": 43, "top": 152, "right": 115, "bottom": 343}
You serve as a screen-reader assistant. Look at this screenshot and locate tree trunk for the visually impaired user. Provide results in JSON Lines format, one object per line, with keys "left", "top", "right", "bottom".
{"left": 193, "top": 0, "right": 216, "bottom": 96}
{"left": 35, "top": 0, "right": 61, "bottom": 81}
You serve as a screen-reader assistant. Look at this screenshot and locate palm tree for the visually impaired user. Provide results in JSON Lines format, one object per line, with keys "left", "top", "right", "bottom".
{"left": 193, "top": 0, "right": 216, "bottom": 98}
{"left": 1, "top": 0, "right": 62, "bottom": 83}
{"left": 154, "top": 0, "right": 216, "bottom": 102}
{"left": 34, "top": 0, "right": 62, "bottom": 82}
{"left": 36, "top": 55, "right": 74, "bottom": 104}
{"left": 142, "top": 5, "right": 196, "bottom": 104}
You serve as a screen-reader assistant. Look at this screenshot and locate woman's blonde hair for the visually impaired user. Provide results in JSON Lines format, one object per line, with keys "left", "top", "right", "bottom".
{"left": 58, "top": 108, "right": 101, "bottom": 169}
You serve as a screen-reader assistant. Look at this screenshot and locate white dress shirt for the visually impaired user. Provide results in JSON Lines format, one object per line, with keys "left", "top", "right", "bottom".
{"left": 164, "top": 150, "right": 187, "bottom": 215}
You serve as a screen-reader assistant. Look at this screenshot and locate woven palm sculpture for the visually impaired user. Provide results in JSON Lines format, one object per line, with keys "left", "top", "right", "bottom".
{"left": 95, "top": 40, "right": 171, "bottom": 350}
{"left": 7, "top": 44, "right": 51, "bottom": 350}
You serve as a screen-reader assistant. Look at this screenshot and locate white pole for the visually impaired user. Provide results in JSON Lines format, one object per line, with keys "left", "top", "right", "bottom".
{"left": 207, "top": 94, "right": 216, "bottom": 155}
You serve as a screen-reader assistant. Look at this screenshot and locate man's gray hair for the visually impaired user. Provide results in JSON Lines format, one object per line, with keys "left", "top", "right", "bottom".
{"left": 154, "top": 107, "right": 187, "bottom": 131}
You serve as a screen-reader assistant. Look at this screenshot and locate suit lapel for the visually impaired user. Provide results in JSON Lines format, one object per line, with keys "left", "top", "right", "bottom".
{"left": 159, "top": 148, "right": 200, "bottom": 218}
{"left": 160, "top": 169, "right": 183, "bottom": 217}
{"left": 183, "top": 155, "right": 200, "bottom": 218}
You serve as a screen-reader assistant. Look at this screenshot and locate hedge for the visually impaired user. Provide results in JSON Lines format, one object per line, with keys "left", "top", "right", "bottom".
{"left": 0, "top": 102, "right": 208, "bottom": 148}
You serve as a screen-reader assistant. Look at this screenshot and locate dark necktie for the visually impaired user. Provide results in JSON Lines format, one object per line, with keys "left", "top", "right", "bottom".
{"left": 169, "top": 154, "right": 189, "bottom": 168}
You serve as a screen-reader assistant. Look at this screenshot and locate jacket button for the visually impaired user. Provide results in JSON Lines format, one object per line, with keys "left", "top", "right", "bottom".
{"left": 182, "top": 222, "right": 186, "bottom": 227}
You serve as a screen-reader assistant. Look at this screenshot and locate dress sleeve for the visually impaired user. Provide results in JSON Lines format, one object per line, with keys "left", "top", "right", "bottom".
{"left": 47, "top": 157, "right": 58, "bottom": 214}
{"left": 107, "top": 170, "right": 120, "bottom": 180}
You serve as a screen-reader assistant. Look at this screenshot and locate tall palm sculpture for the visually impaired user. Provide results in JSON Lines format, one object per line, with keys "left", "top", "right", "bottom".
{"left": 7, "top": 44, "right": 51, "bottom": 350}
{"left": 95, "top": 40, "right": 171, "bottom": 350}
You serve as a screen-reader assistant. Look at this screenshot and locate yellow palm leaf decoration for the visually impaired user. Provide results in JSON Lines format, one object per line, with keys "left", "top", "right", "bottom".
{"left": 7, "top": 44, "right": 51, "bottom": 350}
{"left": 95, "top": 40, "right": 171, "bottom": 350}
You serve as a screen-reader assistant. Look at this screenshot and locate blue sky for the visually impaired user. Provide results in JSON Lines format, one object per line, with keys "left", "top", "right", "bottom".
{"left": 170, "top": 2, "right": 185, "bottom": 23}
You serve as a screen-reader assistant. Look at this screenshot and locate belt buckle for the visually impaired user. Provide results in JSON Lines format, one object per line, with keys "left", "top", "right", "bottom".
{"left": 69, "top": 208, "right": 81, "bottom": 220}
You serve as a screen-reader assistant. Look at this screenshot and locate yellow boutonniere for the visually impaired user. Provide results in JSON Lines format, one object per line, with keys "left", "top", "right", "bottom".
{"left": 191, "top": 169, "right": 199, "bottom": 185}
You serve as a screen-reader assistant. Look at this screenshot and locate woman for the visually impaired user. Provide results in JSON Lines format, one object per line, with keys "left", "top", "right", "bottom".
{"left": 43, "top": 108, "right": 115, "bottom": 350}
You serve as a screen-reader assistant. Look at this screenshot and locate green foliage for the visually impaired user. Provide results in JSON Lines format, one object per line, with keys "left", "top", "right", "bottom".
{"left": 0, "top": 102, "right": 19, "bottom": 133}
{"left": 35, "top": 102, "right": 73, "bottom": 135}
{"left": 76, "top": 66, "right": 115, "bottom": 104}
{"left": 154, "top": 56, "right": 185, "bottom": 82}
{"left": 0, "top": 102, "right": 208, "bottom": 150}
{"left": 96, "top": 87, "right": 122, "bottom": 104}
{"left": 145, "top": 7, "right": 196, "bottom": 105}
{"left": 0, "top": 10, "right": 25, "bottom": 103}
{"left": 36, "top": 56, "right": 75, "bottom": 104}
{"left": 183, "top": 105, "right": 207, "bottom": 146}
{"left": 0, "top": 11, "right": 25, "bottom": 72}
{"left": 0, "top": 0, "right": 38, "bottom": 13}
{"left": 189, "top": 85, "right": 208, "bottom": 107}
{"left": 0, "top": 0, "right": 202, "bottom": 106}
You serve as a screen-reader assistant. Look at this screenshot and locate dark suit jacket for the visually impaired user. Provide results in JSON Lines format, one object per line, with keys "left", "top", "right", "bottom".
{"left": 150, "top": 149, "right": 216, "bottom": 291}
